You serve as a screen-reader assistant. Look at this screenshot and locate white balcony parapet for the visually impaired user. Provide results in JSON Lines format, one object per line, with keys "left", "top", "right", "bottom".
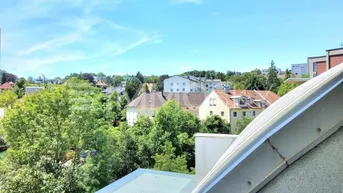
{"left": 195, "top": 134, "right": 237, "bottom": 184}
{"left": 193, "top": 63, "right": 343, "bottom": 193}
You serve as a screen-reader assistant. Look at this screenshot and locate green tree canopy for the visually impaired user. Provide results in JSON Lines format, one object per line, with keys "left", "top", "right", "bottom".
{"left": 235, "top": 117, "right": 254, "bottom": 135}
{"left": 0, "top": 90, "right": 18, "bottom": 108}
{"left": 202, "top": 115, "right": 231, "bottom": 134}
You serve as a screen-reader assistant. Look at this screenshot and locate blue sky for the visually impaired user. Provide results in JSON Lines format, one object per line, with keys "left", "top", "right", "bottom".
{"left": 1, "top": 0, "right": 343, "bottom": 78}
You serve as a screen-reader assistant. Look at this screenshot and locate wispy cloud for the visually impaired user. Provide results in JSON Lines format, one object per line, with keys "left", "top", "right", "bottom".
{"left": 0, "top": 0, "right": 160, "bottom": 77}
{"left": 171, "top": 0, "right": 203, "bottom": 5}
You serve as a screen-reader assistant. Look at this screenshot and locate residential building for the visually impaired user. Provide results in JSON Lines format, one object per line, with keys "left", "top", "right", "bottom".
{"left": 95, "top": 80, "right": 107, "bottom": 89}
{"left": 163, "top": 75, "right": 229, "bottom": 93}
{"left": 291, "top": 63, "right": 308, "bottom": 75}
{"left": 164, "top": 76, "right": 201, "bottom": 93}
{"left": 0, "top": 82, "right": 13, "bottom": 91}
{"left": 98, "top": 62, "right": 343, "bottom": 193}
{"left": 25, "top": 87, "right": 44, "bottom": 95}
{"left": 126, "top": 92, "right": 208, "bottom": 126}
{"left": 308, "top": 47, "right": 343, "bottom": 78}
{"left": 126, "top": 92, "right": 166, "bottom": 126}
{"left": 199, "top": 89, "right": 280, "bottom": 133}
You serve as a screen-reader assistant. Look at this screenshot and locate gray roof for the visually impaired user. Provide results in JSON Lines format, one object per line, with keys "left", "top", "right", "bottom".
{"left": 25, "top": 87, "right": 44, "bottom": 94}
{"left": 102, "top": 87, "right": 125, "bottom": 94}
{"left": 127, "top": 92, "right": 166, "bottom": 108}
{"left": 96, "top": 169, "right": 195, "bottom": 193}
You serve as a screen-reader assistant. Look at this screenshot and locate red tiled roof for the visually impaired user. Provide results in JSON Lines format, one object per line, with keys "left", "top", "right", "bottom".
{"left": 0, "top": 82, "right": 13, "bottom": 89}
{"left": 215, "top": 89, "right": 280, "bottom": 109}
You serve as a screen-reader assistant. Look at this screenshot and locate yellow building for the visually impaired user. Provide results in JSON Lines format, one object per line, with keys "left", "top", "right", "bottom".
{"left": 199, "top": 89, "right": 280, "bottom": 133}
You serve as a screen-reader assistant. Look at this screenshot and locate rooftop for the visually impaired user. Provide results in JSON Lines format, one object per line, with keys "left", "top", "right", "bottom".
{"left": 215, "top": 89, "right": 280, "bottom": 109}
{"left": 0, "top": 82, "right": 13, "bottom": 89}
{"left": 96, "top": 169, "right": 196, "bottom": 193}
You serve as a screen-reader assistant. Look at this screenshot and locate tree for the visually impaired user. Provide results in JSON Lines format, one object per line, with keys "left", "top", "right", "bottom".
{"left": 202, "top": 115, "right": 231, "bottom": 134}
{"left": 139, "top": 84, "right": 150, "bottom": 96}
{"left": 0, "top": 90, "right": 17, "bottom": 108}
{"left": 151, "top": 100, "right": 204, "bottom": 170}
{"left": 0, "top": 86, "right": 121, "bottom": 192}
{"left": 277, "top": 82, "right": 298, "bottom": 96}
{"left": 157, "top": 75, "right": 169, "bottom": 91}
{"left": 125, "top": 78, "right": 140, "bottom": 100}
{"left": 105, "top": 76, "right": 113, "bottom": 85}
{"left": 27, "top": 76, "right": 34, "bottom": 84}
{"left": 1, "top": 72, "right": 7, "bottom": 84}
{"left": 81, "top": 73, "right": 95, "bottom": 83}
{"left": 267, "top": 60, "right": 280, "bottom": 92}
{"left": 244, "top": 73, "right": 267, "bottom": 90}
{"left": 136, "top": 71, "right": 144, "bottom": 83}
{"left": 235, "top": 117, "right": 254, "bottom": 135}
{"left": 284, "top": 69, "right": 291, "bottom": 80}
{"left": 14, "top": 77, "right": 26, "bottom": 98}
{"left": 113, "top": 76, "right": 124, "bottom": 87}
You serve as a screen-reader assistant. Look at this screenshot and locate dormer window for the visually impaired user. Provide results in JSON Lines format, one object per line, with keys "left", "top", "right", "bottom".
{"left": 239, "top": 98, "right": 247, "bottom": 105}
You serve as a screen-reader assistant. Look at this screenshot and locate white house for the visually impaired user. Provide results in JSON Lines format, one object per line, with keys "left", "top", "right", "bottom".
{"left": 163, "top": 76, "right": 202, "bottom": 93}
{"left": 163, "top": 76, "right": 229, "bottom": 93}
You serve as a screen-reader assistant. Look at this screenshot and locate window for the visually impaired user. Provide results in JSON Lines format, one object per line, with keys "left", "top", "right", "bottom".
{"left": 233, "top": 112, "right": 237, "bottom": 118}
{"left": 183, "top": 82, "right": 186, "bottom": 86}
{"left": 313, "top": 62, "right": 317, "bottom": 73}
{"left": 190, "top": 89, "right": 193, "bottom": 92}
{"left": 209, "top": 98, "right": 213, "bottom": 106}
{"left": 242, "top": 111, "right": 246, "bottom": 117}
{"left": 177, "top": 83, "right": 179, "bottom": 85}
{"left": 210, "top": 111, "right": 213, "bottom": 115}
{"left": 213, "top": 98, "right": 216, "bottom": 106}
{"left": 253, "top": 111, "right": 256, "bottom": 116}
{"left": 177, "top": 89, "right": 179, "bottom": 91}
{"left": 221, "top": 111, "right": 224, "bottom": 117}
{"left": 171, "top": 82, "right": 173, "bottom": 86}
{"left": 206, "top": 84, "right": 208, "bottom": 87}
{"left": 171, "top": 89, "right": 173, "bottom": 92}
{"left": 182, "top": 88, "right": 185, "bottom": 91}
{"left": 239, "top": 98, "right": 247, "bottom": 106}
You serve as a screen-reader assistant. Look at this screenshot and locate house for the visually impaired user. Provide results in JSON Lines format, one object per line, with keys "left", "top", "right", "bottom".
{"left": 126, "top": 92, "right": 166, "bottom": 126}
{"left": 163, "top": 75, "right": 229, "bottom": 93}
{"left": 126, "top": 92, "right": 208, "bottom": 126}
{"left": 95, "top": 80, "right": 107, "bottom": 89}
{"left": 199, "top": 89, "right": 280, "bottom": 133}
{"left": 0, "top": 82, "right": 13, "bottom": 91}
{"left": 97, "top": 62, "right": 343, "bottom": 193}
{"left": 164, "top": 92, "right": 208, "bottom": 116}
{"left": 25, "top": 87, "right": 44, "bottom": 95}
{"left": 308, "top": 47, "right": 343, "bottom": 78}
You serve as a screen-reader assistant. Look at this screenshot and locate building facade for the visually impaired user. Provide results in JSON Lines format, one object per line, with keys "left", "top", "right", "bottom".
{"left": 291, "top": 63, "right": 308, "bottom": 75}
{"left": 308, "top": 47, "right": 343, "bottom": 78}
{"left": 126, "top": 92, "right": 208, "bottom": 126}
{"left": 163, "top": 75, "right": 229, "bottom": 93}
{"left": 199, "top": 89, "right": 280, "bottom": 133}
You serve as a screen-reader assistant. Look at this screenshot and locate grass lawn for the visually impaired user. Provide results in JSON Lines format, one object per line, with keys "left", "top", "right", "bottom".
{"left": 0, "top": 151, "right": 6, "bottom": 160}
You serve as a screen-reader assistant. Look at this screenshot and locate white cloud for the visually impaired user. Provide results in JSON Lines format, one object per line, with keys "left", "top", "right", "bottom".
{"left": 0, "top": 0, "right": 160, "bottom": 76}
{"left": 171, "top": 0, "right": 203, "bottom": 5}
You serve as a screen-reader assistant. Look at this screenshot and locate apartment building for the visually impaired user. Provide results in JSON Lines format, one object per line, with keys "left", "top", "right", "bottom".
{"left": 308, "top": 47, "right": 343, "bottom": 78}
{"left": 199, "top": 89, "right": 280, "bottom": 133}
{"left": 291, "top": 63, "right": 308, "bottom": 75}
{"left": 163, "top": 75, "right": 229, "bottom": 93}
